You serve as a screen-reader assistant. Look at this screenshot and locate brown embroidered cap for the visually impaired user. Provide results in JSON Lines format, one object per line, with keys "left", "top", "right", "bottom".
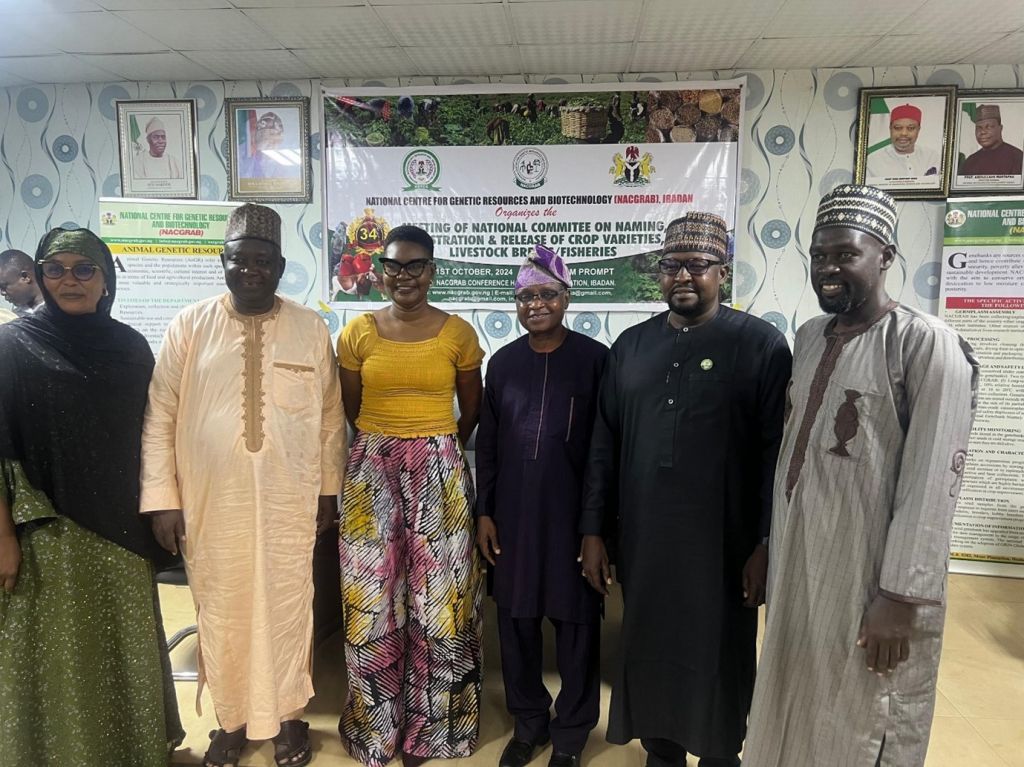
{"left": 225, "top": 203, "right": 281, "bottom": 249}
{"left": 660, "top": 212, "right": 730, "bottom": 262}
{"left": 974, "top": 104, "right": 1001, "bottom": 123}
{"left": 814, "top": 184, "right": 897, "bottom": 245}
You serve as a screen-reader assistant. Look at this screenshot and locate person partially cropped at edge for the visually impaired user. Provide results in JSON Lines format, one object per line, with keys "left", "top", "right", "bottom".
{"left": 743, "top": 185, "right": 980, "bottom": 767}
{"left": 580, "top": 212, "right": 792, "bottom": 767}
{"left": 0, "top": 227, "right": 184, "bottom": 766}
{"left": 141, "top": 204, "right": 345, "bottom": 767}
{"left": 337, "top": 224, "right": 484, "bottom": 767}
{"left": 476, "top": 246, "right": 608, "bottom": 767}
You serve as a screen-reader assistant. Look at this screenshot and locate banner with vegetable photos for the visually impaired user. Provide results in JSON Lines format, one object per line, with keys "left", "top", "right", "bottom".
{"left": 322, "top": 80, "right": 745, "bottom": 310}
{"left": 941, "top": 197, "right": 1024, "bottom": 578}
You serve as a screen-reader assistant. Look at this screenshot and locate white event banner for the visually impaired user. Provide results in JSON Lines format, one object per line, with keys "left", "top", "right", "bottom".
{"left": 322, "top": 80, "right": 745, "bottom": 310}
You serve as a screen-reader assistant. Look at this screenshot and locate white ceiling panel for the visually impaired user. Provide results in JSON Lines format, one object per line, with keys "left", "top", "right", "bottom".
{"left": 292, "top": 47, "right": 418, "bottom": 78}
{"left": 637, "top": 0, "right": 784, "bottom": 42}
{"left": 906, "top": 0, "right": 1024, "bottom": 36}
{"left": 0, "top": 0, "right": 104, "bottom": 10}
{"left": 78, "top": 52, "right": 219, "bottom": 80}
{"left": 184, "top": 48, "right": 315, "bottom": 79}
{"left": 0, "top": 20, "right": 61, "bottom": 56}
{"left": 960, "top": 32, "right": 1024, "bottom": 64}
{"left": 520, "top": 43, "right": 632, "bottom": 74}
{"left": 511, "top": 0, "right": 639, "bottom": 44}
{"left": 0, "top": 69, "right": 32, "bottom": 86}
{"left": 737, "top": 36, "right": 879, "bottom": 69}
{"left": 0, "top": 0, "right": 1019, "bottom": 85}
{"left": 369, "top": 0, "right": 500, "bottom": 4}
{"left": 405, "top": 45, "right": 521, "bottom": 76}
{"left": 632, "top": 39, "right": 754, "bottom": 72}
{"left": 244, "top": 6, "right": 397, "bottom": 48}
{"left": 851, "top": 33, "right": 1006, "bottom": 67}
{"left": 764, "top": 0, "right": 919, "bottom": 39}
{"left": 116, "top": 8, "right": 283, "bottom": 50}
{"left": 375, "top": 3, "right": 511, "bottom": 47}
{"left": 97, "top": 0, "right": 231, "bottom": 8}
{"left": 2, "top": 11, "right": 167, "bottom": 54}
{"left": 235, "top": 0, "right": 388, "bottom": 5}
{"left": 0, "top": 54, "right": 123, "bottom": 83}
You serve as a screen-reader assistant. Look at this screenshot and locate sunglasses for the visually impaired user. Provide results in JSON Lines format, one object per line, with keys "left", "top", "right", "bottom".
{"left": 40, "top": 261, "right": 102, "bottom": 281}
{"left": 657, "top": 257, "right": 723, "bottom": 276}
{"left": 515, "top": 288, "right": 566, "bottom": 305}
{"left": 379, "top": 257, "right": 432, "bottom": 278}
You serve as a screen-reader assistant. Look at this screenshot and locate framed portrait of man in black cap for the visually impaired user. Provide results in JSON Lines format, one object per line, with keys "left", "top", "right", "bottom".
{"left": 951, "top": 90, "right": 1024, "bottom": 195}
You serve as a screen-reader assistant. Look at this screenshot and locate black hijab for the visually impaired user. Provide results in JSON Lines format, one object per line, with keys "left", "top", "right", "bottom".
{"left": 0, "top": 228, "right": 172, "bottom": 565}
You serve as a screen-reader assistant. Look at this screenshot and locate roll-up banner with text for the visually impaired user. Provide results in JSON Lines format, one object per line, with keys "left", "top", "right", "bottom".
{"left": 322, "top": 80, "right": 745, "bottom": 310}
{"left": 99, "top": 198, "right": 234, "bottom": 351}
{"left": 942, "top": 197, "right": 1024, "bottom": 577}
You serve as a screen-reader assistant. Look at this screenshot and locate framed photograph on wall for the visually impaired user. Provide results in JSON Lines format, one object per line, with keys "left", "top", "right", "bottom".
{"left": 116, "top": 100, "right": 198, "bottom": 199}
{"left": 226, "top": 97, "right": 312, "bottom": 203}
{"left": 950, "top": 90, "right": 1024, "bottom": 195}
{"left": 854, "top": 85, "right": 956, "bottom": 200}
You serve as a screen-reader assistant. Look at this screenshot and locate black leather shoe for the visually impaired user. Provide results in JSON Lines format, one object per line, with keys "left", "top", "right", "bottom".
{"left": 548, "top": 752, "right": 581, "bottom": 767}
{"left": 499, "top": 737, "right": 548, "bottom": 767}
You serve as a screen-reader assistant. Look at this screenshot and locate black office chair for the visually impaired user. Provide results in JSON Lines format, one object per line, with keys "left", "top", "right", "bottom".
{"left": 155, "top": 562, "right": 199, "bottom": 683}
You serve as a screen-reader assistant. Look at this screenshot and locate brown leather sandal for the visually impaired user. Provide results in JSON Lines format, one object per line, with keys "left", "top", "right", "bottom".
{"left": 273, "top": 720, "right": 313, "bottom": 767}
{"left": 203, "top": 728, "right": 248, "bottom": 767}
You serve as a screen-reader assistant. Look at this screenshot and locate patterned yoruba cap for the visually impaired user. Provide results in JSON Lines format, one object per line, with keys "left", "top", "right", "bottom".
{"left": 224, "top": 203, "right": 281, "bottom": 248}
{"left": 515, "top": 243, "right": 572, "bottom": 290}
{"left": 660, "top": 212, "right": 730, "bottom": 261}
{"left": 814, "top": 184, "right": 897, "bottom": 245}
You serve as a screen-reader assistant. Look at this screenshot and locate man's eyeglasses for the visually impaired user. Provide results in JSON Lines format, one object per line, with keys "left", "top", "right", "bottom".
{"left": 40, "top": 261, "right": 101, "bottom": 281}
{"left": 379, "top": 258, "right": 432, "bottom": 278}
{"left": 515, "top": 288, "right": 566, "bottom": 305}
{"left": 657, "top": 257, "right": 723, "bottom": 277}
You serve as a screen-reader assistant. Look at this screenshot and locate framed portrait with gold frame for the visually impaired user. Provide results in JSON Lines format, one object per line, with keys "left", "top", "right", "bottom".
{"left": 225, "top": 97, "right": 312, "bottom": 203}
{"left": 116, "top": 99, "right": 198, "bottom": 199}
{"left": 950, "top": 90, "right": 1024, "bottom": 196}
{"left": 854, "top": 85, "right": 956, "bottom": 200}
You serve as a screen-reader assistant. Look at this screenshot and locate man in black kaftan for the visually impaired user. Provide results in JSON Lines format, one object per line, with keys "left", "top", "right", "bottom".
{"left": 476, "top": 246, "right": 608, "bottom": 767}
{"left": 579, "top": 213, "right": 792, "bottom": 767}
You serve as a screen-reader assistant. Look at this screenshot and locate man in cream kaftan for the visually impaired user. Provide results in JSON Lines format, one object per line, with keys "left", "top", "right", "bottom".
{"left": 743, "top": 185, "right": 979, "bottom": 767}
{"left": 141, "top": 205, "right": 345, "bottom": 749}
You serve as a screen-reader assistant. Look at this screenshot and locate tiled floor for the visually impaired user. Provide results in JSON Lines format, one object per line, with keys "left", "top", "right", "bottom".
{"left": 162, "top": 572, "right": 1024, "bottom": 766}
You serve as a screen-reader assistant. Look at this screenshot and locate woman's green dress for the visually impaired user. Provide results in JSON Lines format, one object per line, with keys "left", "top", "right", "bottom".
{"left": 0, "top": 460, "right": 184, "bottom": 766}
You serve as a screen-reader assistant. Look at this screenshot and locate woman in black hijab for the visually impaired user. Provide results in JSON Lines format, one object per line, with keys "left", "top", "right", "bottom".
{"left": 0, "top": 228, "right": 183, "bottom": 765}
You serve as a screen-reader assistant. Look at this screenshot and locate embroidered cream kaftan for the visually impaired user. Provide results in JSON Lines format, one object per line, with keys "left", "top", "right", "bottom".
{"left": 141, "top": 294, "right": 345, "bottom": 739}
{"left": 744, "top": 305, "right": 979, "bottom": 767}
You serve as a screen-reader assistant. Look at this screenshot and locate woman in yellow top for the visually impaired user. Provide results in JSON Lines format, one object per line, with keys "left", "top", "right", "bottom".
{"left": 337, "top": 225, "right": 484, "bottom": 767}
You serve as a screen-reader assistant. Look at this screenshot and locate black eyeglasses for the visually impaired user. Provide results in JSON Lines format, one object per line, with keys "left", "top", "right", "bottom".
{"left": 515, "top": 288, "right": 565, "bottom": 305}
{"left": 40, "top": 261, "right": 101, "bottom": 281}
{"left": 379, "top": 257, "right": 432, "bottom": 278}
{"left": 657, "top": 257, "right": 723, "bottom": 276}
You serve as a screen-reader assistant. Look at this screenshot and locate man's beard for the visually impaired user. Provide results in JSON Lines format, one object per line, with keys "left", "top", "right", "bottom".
{"left": 816, "top": 286, "right": 868, "bottom": 315}
{"left": 817, "top": 292, "right": 853, "bottom": 314}
{"left": 667, "top": 289, "right": 700, "bottom": 316}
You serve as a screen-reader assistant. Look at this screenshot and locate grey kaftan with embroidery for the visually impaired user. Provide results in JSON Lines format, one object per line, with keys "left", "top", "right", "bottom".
{"left": 744, "top": 304, "right": 979, "bottom": 767}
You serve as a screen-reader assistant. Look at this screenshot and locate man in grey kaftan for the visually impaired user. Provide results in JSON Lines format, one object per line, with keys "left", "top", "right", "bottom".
{"left": 744, "top": 184, "right": 980, "bottom": 767}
